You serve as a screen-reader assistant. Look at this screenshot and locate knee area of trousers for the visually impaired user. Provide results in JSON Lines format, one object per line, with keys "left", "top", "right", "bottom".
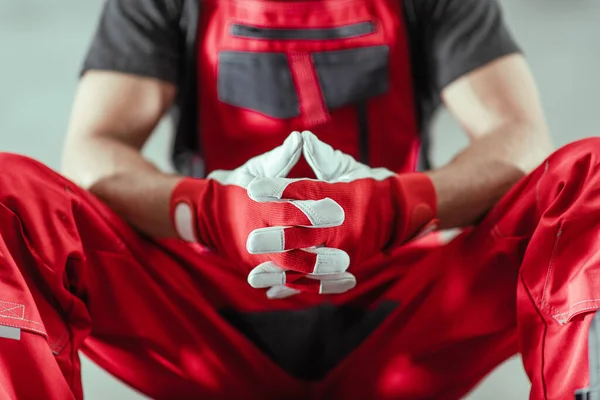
{"left": 0, "top": 153, "right": 45, "bottom": 183}
{"left": 549, "top": 138, "right": 600, "bottom": 167}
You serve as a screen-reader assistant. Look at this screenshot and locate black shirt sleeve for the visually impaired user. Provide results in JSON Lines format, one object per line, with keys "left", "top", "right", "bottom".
{"left": 81, "top": 0, "right": 184, "bottom": 84}
{"left": 415, "top": 0, "right": 521, "bottom": 92}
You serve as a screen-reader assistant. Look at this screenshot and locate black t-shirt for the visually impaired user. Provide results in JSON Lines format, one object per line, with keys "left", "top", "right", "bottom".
{"left": 82, "top": 0, "right": 520, "bottom": 175}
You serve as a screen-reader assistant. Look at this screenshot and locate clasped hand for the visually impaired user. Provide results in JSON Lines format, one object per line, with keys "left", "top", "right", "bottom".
{"left": 172, "top": 131, "right": 437, "bottom": 299}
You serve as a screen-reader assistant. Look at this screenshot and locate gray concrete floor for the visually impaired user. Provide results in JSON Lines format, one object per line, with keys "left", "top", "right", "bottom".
{"left": 0, "top": 0, "right": 598, "bottom": 398}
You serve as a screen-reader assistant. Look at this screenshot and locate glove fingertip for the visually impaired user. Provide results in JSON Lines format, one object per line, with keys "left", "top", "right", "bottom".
{"left": 291, "top": 198, "right": 345, "bottom": 228}
{"left": 246, "top": 227, "right": 286, "bottom": 254}
{"left": 266, "top": 285, "right": 301, "bottom": 299}
{"left": 247, "top": 177, "right": 286, "bottom": 201}
{"left": 319, "top": 275, "right": 357, "bottom": 295}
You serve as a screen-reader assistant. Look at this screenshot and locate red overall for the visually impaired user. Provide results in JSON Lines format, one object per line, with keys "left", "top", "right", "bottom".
{"left": 0, "top": 1, "right": 597, "bottom": 399}
{"left": 198, "top": 0, "right": 419, "bottom": 176}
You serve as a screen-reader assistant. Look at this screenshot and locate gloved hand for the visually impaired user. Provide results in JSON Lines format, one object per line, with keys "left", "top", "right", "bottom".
{"left": 247, "top": 131, "right": 439, "bottom": 299}
{"left": 170, "top": 132, "right": 356, "bottom": 294}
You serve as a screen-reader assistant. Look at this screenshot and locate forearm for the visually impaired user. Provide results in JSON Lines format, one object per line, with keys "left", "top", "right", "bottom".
{"left": 61, "top": 135, "right": 183, "bottom": 238}
{"left": 425, "top": 121, "right": 554, "bottom": 229}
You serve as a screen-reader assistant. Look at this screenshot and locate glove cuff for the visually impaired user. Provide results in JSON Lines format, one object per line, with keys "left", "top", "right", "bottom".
{"left": 170, "top": 178, "right": 210, "bottom": 243}
{"left": 393, "top": 173, "right": 439, "bottom": 242}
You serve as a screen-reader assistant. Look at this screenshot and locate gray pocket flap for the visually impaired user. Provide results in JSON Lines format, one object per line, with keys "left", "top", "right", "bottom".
{"left": 313, "top": 46, "right": 390, "bottom": 110}
{"left": 218, "top": 51, "right": 300, "bottom": 119}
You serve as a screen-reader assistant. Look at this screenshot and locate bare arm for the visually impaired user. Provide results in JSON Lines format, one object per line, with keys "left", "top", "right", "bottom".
{"left": 425, "top": 54, "right": 555, "bottom": 228}
{"left": 61, "top": 71, "right": 183, "bottom": 237}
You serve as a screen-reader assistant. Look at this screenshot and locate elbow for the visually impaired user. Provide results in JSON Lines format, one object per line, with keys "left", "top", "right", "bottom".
{"left": 60, "top": 133, "right": 160, "bottom": 193}
{"left": 516, "top": 119, "right": 554, "bottom": 173}
{"left": 60, "top": 136, "right": 107, "bottom": 190}
{"left": 60, "top": 140, "right": 83, "bottom": 186}
{"left": 491, "top": 117, "right": 554, "bottom": 175}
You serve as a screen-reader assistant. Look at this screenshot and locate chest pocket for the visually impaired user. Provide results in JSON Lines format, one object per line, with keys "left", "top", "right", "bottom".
{"left": 218, "top": 51, "right": 300, "bottom": 119}
{"left": 216, "top": 23, "right": 390, "bottom": 125}
{"left": 313, "top": 46, "right": 389, "bottom": 110}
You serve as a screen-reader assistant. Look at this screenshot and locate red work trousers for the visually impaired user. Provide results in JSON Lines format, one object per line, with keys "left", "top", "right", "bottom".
{"left": 1, "top": 139, "right": 599, "bottom": 400}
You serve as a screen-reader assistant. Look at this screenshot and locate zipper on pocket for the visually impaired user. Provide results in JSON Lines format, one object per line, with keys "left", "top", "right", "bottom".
{"left": 230, "top": 22, "right": 375, "bottom": 40}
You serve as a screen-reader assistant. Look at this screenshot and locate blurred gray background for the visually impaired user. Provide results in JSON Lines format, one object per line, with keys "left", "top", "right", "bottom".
{"left": 0, "top": 0, "right": 598, "bottom": 398}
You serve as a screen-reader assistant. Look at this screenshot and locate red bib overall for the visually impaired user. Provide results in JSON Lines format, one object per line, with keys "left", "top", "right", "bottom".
{"left": 197, "top": 0, "right": 420, "bottom": 176}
